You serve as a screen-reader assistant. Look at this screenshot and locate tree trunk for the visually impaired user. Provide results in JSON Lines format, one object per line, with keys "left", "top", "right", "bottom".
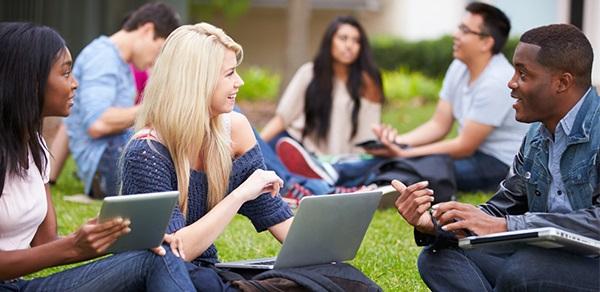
{"left": 283, "top": 0, "right": 312, "bottom": 97}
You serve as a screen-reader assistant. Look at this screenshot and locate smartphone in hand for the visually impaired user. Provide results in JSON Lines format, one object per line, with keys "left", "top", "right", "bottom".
{"left": 355, "top": 139, "right": 387, "bottom": 150}
{"left": 355, "top": 139, "right": 408, "bottom": 150}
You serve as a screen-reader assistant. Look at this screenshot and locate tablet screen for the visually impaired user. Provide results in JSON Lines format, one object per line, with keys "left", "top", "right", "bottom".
{"left": 99, "top": 191, "right": 178, "bottom": 253}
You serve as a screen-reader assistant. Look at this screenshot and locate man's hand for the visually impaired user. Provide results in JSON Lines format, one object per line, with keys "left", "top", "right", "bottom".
{"left": 432, "top": 201, "right": 507, "bottom": 237}
{"left": 368, "top": 124, "right": 407, "bottom": 157}
{"left": 392, "top": 180, "right": 435, "bottom": 234}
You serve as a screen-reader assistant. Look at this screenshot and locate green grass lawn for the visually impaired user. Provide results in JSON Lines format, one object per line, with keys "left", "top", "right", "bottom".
{"left": 36, "top": 101, "right": 492, "bottom": 290}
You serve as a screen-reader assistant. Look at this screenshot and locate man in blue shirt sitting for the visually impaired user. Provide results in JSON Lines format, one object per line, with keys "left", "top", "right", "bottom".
{"left": 65, "top": 3, "right": 180, "bottom": 199}
{"left": 392, "top": 24, "right": 599, "bottom": 291}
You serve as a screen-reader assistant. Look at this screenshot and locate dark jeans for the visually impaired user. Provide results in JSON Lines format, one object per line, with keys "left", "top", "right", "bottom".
{"left": 418, "top": 245, "right": 600, "bottom": 291}
{"left": 454, "top": 151, "right": 509, "bottom": 192}
{"left": 1, "top": 249, "right": 195, "bottom": 291}
{"left": 332, "top": 157, "right": 385, "bottom": 187}
{"left": 185, "top": 262, "right": 239, "bottom": 292}
{"left": 265, "top": 130, "right": 290, "bottom": 153}
{"left": 90, "top": 135, "right": 129, "bottom": 198}
{"left": 269, "top": 131, "right": 507, "bottom": 192}
{"left": 261, "top": 129, "right": 382, "bottom": 189}
{"left": 254, "top": 128, "right": 333, "bottom": 195}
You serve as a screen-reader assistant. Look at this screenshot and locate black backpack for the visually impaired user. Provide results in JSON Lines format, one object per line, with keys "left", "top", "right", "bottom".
{"left": 366, "top": 154, "right": 456, "bottom": 204}
{"left": 232, "top": 263, "right": 382, "bottom": 292}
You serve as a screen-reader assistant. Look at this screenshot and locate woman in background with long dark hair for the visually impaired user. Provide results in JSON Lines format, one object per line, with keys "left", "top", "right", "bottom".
{"left": 261, "top": 15, "right": 384, "bottom": 156}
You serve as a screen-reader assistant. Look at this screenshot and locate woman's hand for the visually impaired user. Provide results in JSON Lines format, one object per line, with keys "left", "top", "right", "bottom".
{"left": 151, "top": 233, "right": 186, "bottom": 260}
{"left": 232, "top": 169, "right": 283, "bottom": 202}
{"left": 69, "top": 217, "right": 130, "bottom": 261}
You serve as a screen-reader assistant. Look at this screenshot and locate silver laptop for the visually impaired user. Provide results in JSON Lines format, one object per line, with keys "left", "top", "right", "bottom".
{"left": 98, "top": 191, "right": 179, "bottom": 253}
{"left": 215, "top": 190, "right": 383, "bottom": 270}
{"left": 459, "top": 227, "right": 600, "bottom": 256}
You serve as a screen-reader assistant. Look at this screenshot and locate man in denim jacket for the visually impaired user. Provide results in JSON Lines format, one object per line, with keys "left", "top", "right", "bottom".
{"left": 393, "top": 24, "right": 599, "bottom": 291}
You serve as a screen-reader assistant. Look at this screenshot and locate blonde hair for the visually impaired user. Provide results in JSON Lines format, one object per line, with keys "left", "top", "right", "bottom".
{"left": 136, "top": 23, "right": 243, "bottom": 215}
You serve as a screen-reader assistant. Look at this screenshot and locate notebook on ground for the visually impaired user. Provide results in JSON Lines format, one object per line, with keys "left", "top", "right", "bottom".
{"left": 98, "top": 191, "right": 179, "bottom": 253}
{"left": 459, "top": 227, "right": 600, "bottom": 256}
{"left": 215, "top": 190, "right": 383, "bottom": 270}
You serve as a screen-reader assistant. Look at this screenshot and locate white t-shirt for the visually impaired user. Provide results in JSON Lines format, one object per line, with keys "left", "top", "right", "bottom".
{"left": 0, "top": 144, "right": 49, "bottom": 250}
{"left": 440, "top": 54, "right": 529, "bottom": 166}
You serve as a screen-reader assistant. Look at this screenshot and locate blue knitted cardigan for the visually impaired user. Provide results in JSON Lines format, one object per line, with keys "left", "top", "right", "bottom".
{"left": 121, "top": 139, "right": 293, "bottom": 264}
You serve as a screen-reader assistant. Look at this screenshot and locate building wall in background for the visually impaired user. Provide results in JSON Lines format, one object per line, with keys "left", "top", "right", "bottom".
{"left": 0, "top": 0, "right": 187, "bottom": 57}
{"left": 357, "top": 0, "right": 466, "bottom": 41}
{"left": 1, "top": 0, "right": 598, "bottom": 85}
{"left": 217, "top": 0, "right": 598, "bottom": 86}
{"left": 583, "top": 0, "right": 600, "bottom": 86}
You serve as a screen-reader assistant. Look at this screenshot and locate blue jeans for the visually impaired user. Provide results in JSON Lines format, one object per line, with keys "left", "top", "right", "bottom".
{"left": 185, "top": 261, "right": 261, "bottom": 292}
{"left": 454, "top": 151, "right": 509, "bottom": 192}
{"left": 418, "top": 245, "right": 600, "bottom": 291}
{"left": 259, "top": 128, "right": 382, "bottom": 190}
{"left": 1, "top": 249, "right": 195, "bottom": 291}
{"left": 333, "top": 157, "right": 384, "bottom": 187}
{"left": 265, "top": 130, "right": 291, "bottom": 153}
{"left": 91, "top": 134, "right": 129, "bottom": 198}
{"left": 253, "top": 128, "right": 332, "bottom": 195}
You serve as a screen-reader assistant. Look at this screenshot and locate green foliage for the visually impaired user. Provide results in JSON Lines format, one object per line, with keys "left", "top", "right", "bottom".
{"left": 502, "top": 37, "right": 519, "bottom": 63}
{"left": 382, "top": 101, "right": 436, "bottom": 134}
{"left": 383, "top": 101, "right": 459, "bottom": 140}
{"left": 238, "top": 66, "right": 281, "bottom": 102}
{"left": 371, "top": 35, "right": 520, "bottom": 78}
{"left": 383, "top": 68, "right": 442, "bottom": 103}
{"left": 188, "top": 0, "right": 250, "bottom": 22}
{"left": 236, "top": 66, "right": 443, "bottom": 104}
{"left": 372, "top": 35, "right": 454, "bottom": 78}
{"left": 457, "top": 191, "right": 496, "bottom": 205}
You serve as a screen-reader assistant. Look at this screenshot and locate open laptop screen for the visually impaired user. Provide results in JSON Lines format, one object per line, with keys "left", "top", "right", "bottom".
{"left": 216, "top": 190, "right": 383, "bottom": 270}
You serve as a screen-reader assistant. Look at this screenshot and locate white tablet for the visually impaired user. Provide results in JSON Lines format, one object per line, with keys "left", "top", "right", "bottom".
{"left": 98, "top": 191, "right": 179, "bottom": 253}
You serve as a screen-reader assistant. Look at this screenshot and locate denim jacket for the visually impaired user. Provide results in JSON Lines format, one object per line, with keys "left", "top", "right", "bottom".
{"left": 416, "top": 88, "right": 600, "bottom": 246}
{"left": 480, "top": 87, "right": 600, "bottom": 241}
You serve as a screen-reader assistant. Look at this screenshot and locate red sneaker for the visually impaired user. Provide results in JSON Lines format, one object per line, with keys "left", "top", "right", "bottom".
{"left": 276, "top": 137, "right": 336, "bottom": 185}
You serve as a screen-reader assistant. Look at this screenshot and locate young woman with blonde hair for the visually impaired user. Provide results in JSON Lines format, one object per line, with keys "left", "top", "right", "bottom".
{"left": 120, "top": 23, "right": 293, "bottom": 290}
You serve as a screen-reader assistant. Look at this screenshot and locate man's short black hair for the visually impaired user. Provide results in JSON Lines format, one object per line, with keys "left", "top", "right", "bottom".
{"left": 466, "top": 2, "right": 511, "bottom": 54}
{"left": 122, "top": 2, "right": 180, "bottom": 39}
{"left": 521, "top": 24, "right": 593, "bottom": 87}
